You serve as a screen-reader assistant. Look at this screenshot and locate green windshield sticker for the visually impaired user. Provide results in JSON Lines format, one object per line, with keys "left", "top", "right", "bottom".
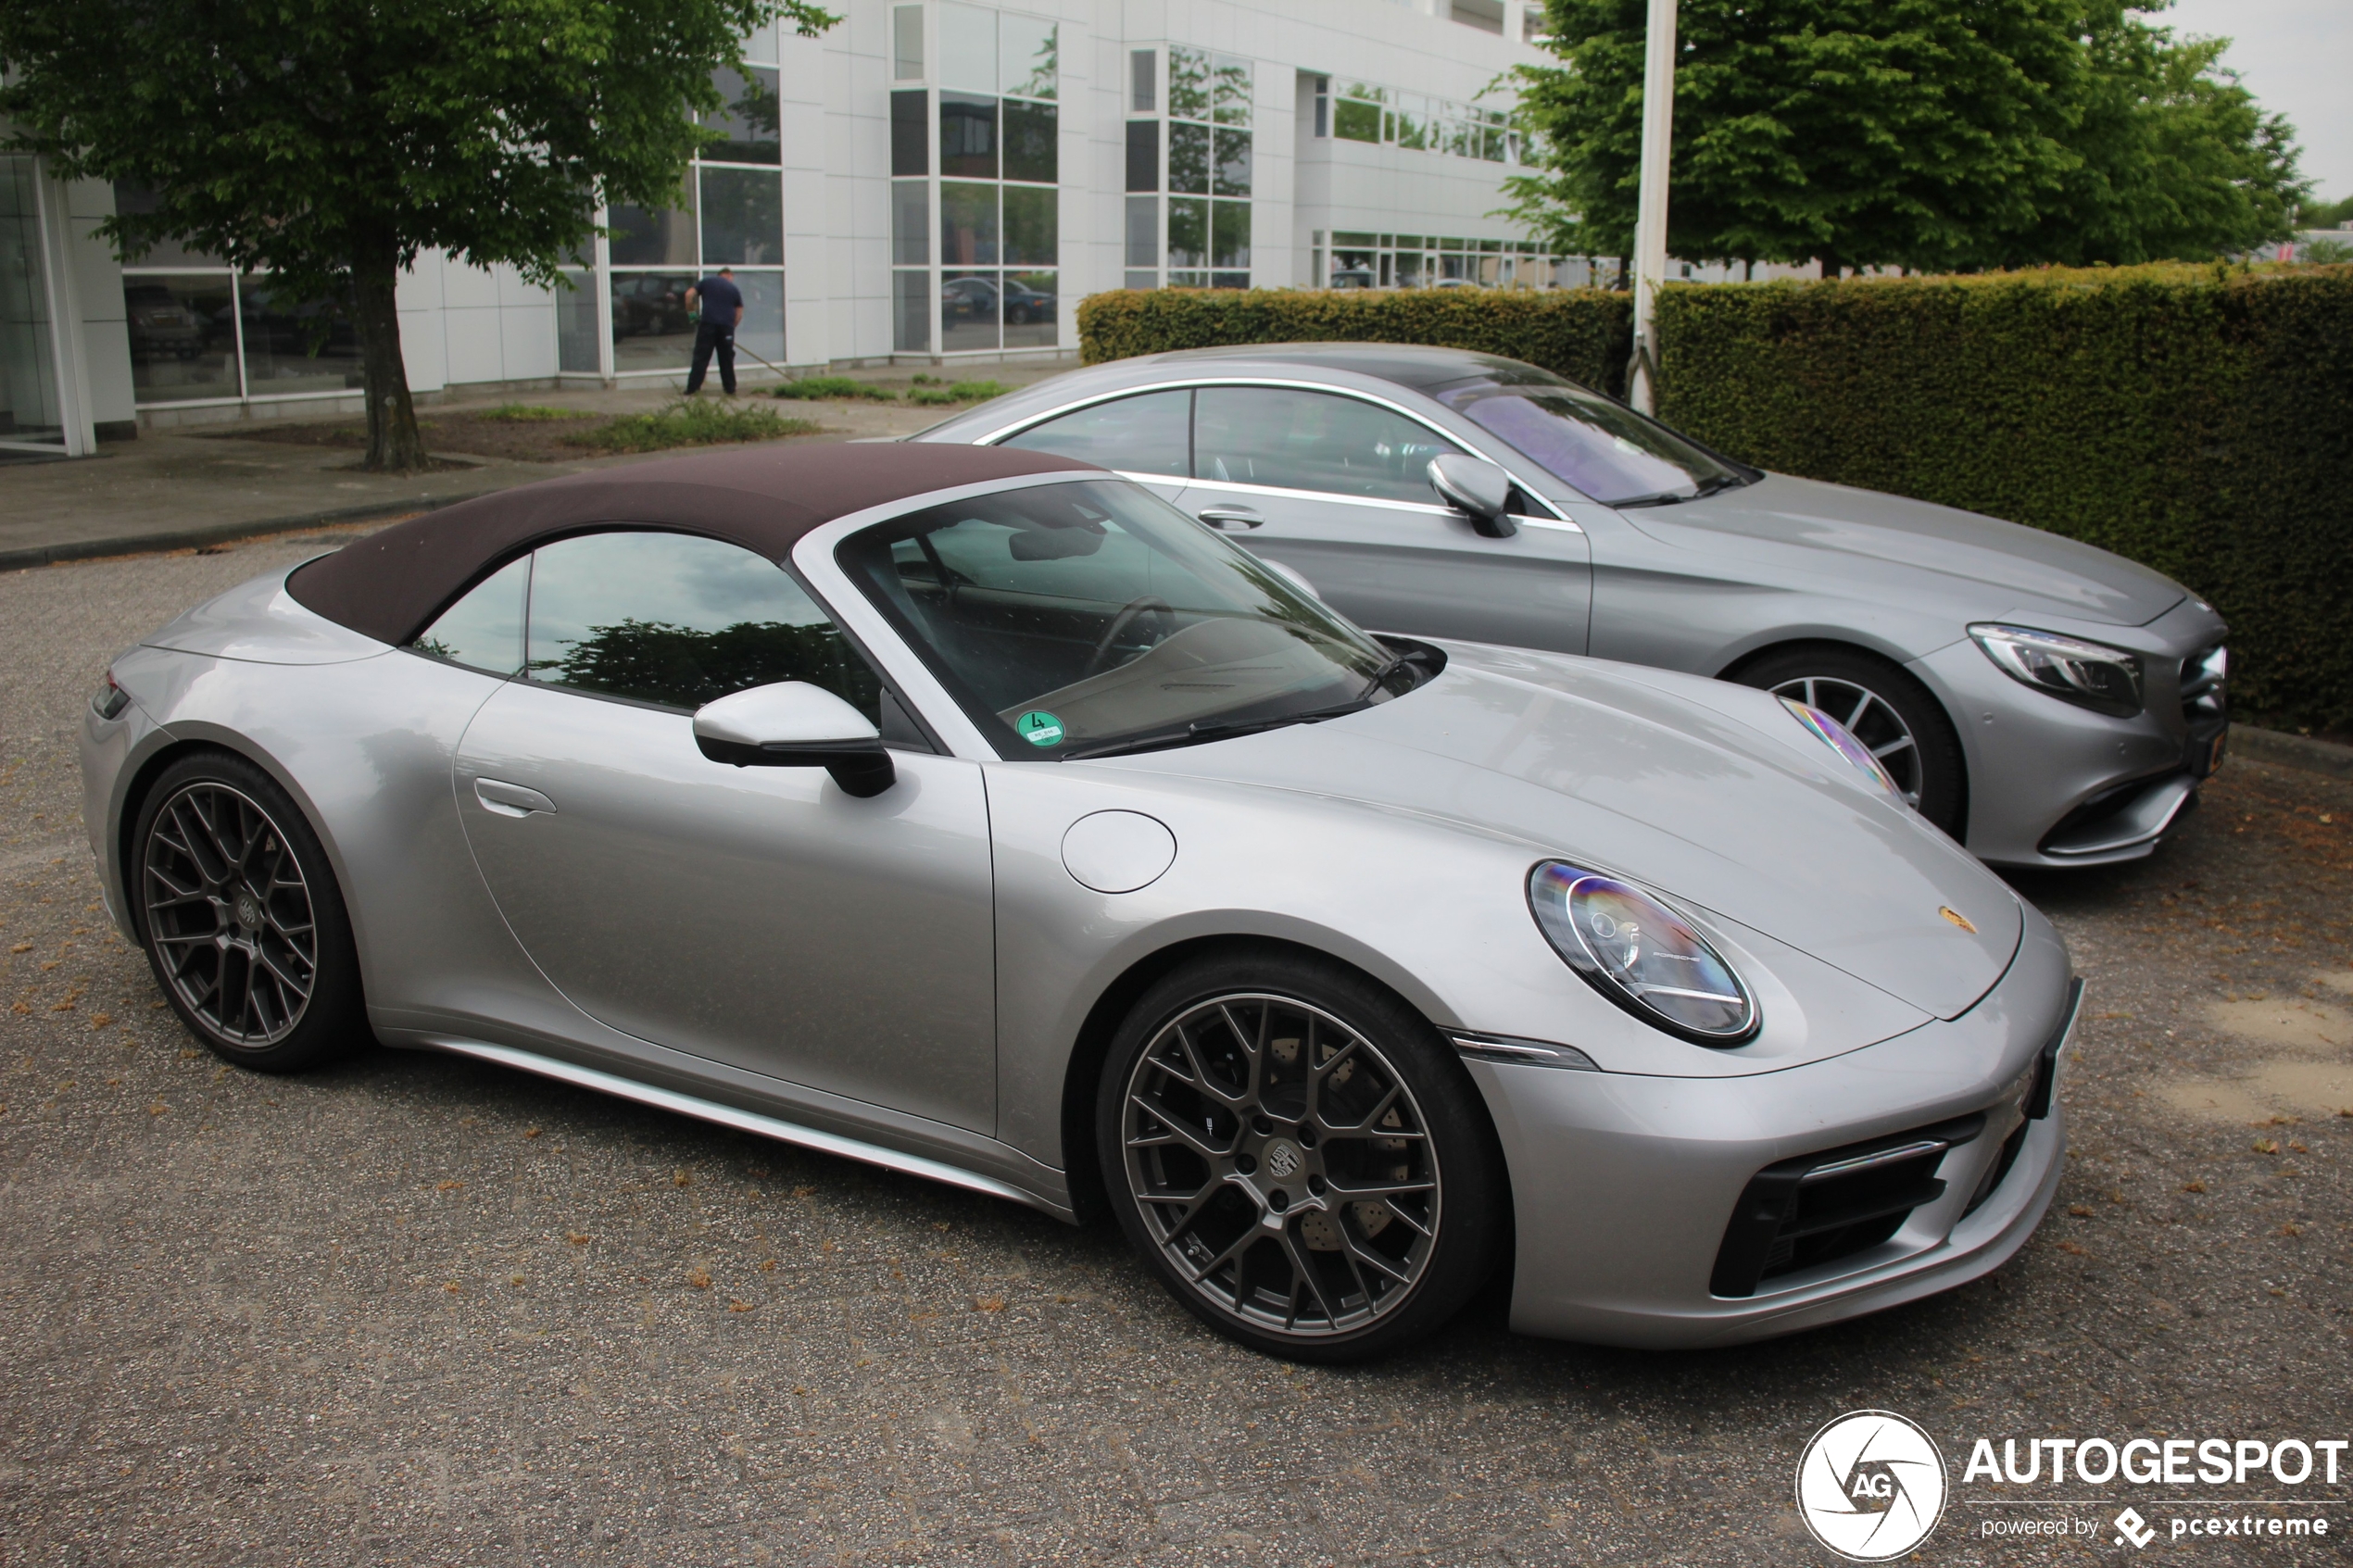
{"left": 1015, "top": 710, "right": 1065, "bottom": 747}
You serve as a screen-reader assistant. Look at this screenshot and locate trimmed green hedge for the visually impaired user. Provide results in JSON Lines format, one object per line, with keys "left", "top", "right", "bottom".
{"left": 1077, "top": 287, "right": 1632, "bottom": 395}
{"left": 1078, "top": 268, "right": 2353, "bottom": 729}
{"left": 1655, "top": 265, "right": 2353, "bottom": 730}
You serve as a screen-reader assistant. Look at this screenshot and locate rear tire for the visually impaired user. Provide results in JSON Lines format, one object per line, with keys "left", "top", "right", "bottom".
{"left": 1731, "top": 645, "right": 1969, "bottom": 838}
{"left": 130, "top": 751, "right": 368, "bottom": 1073}
{"left": 1097, "top": 949, "right": 1506, "bottom": 1362}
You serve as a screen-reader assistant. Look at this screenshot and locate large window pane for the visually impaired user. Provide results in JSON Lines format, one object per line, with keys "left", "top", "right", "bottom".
{"left": 109, "top": 184, "right": 228, "bottom": 269}
{"left": 556, "top": 270, "right": 600, "bottom": 374}
{"left": 939, "top": 93, "right": 998, "bottom": 179}
{"left": 1002, "top": 100, "right": 1055, "bottom": 184}
{"left": 705, "top": 66, "right": 781, "bottom": 164}
{"left": 123, "top": 274, "right": 239, "bottom": 404}
{"left": 237, "top": 280, "right": 362, "bottom": 397}
{"left": 1001, "top": 185, "right": 1055, "bottom": 267}
{"left": 1168, "top": 46, "right": 1209, "bottom": 120}
{"left": 1002, "top": 387, "right": 1189, "bottom": 473}
{"left": 1130, "top": 49, "right": 1156, "bottom": 113}
{"left": 1125, "top": 120, "right": 1158, "bottom": 193}
{"left": 524, "top": 531, "right": 880, "bottom": 718}
{"left": 891, "top": 90, "right": 929, "bottom": 177}
{"left": 736, "top": 270, "right": 785, "bottom": 366}
{"left": 1211, "top": 201, "right": 1252, "bottom": 270}
{"left": 1334, "top": 88, "right": 1382, "bottom": 144}
{"left": 891, "top": 179, "right": 930, "bottom": 266}
{"left": 1003, "top": 270, "right": 1055, "bottom": 347}
{"left": 608, "top": 186, "right": 698, "bottom": 267}
{"left": 939, "top": 182, "right": 999, "bottom": 265}
{"left": 1213, "top": 55, "right": 1252, "bottom": 125}
{"left": 892, "top": 4, "right": 924, "bottom": 80}
{"left": 1124, "top": 196, "right": 1158, "bottom": 268}
{"left": 699, "top": 167, "right": 781, "bottom": 265}
{"left": 894, "top": 270, "right": 931, "bottom": 352}
{"left": 1167, "top": 198, "right": 1206, "bottom": 270}
{"left": 610, "top": 271, "right": 697, "bottom": 372}
{"left": 937, "top": 2, "right": 995, "bottom": 94}
{"left": 1000, "top": 15, "right": 1057, "bottom": 101}
{"left": 940, "top": 270, "right": 999, "bottom": 352}
{"left": 1168, "top": 123, "right": 1209, "bottom": 195}
{"left": 1193, "top": 386, "right": 1460, "bottom": 501}
{"left": 1213, "top": 130, "right": 1252, "bottom": 197}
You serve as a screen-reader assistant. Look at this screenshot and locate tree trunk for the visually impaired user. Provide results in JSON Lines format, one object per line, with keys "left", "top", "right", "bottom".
{"left": 348, "top": 234, "right": 425, "bottom": 471}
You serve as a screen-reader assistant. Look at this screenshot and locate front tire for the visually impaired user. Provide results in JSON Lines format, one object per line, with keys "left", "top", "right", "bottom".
{"left": 131, "top": 752, "right": 367, "bottom": 1073}
{"left": 1097, "top": 951, "right": 1506, "bottom": 1361}
{"left": 1731, "top": 645, "right": 1969, "bottom": 837}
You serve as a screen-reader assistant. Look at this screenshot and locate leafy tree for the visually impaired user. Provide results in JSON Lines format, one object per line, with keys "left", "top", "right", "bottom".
{"left": 2301, "top": 194, "right": 2353, "bottom": 230}
{"left": 0, "top": 0, "right": 835, "bottom": 470}
{"left": 1504, "top": 0, "right": 2305, "bottom": 275}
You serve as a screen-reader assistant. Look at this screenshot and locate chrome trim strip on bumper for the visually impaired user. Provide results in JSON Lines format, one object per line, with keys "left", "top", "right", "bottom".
{"left": 420, "top": 1037, "right": 1052, "bottom": 1213}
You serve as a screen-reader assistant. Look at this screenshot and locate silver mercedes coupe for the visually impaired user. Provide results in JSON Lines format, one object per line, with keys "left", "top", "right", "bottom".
{"left": 914, "top": 344, "right": 2231, "bottom": 869}
{"left": 81, "top": 445, "right": 2076, "bottom": 1360}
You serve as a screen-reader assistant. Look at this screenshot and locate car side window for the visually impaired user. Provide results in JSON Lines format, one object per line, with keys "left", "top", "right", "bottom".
{"left": 412, "top": 555, "right": 531, "bottom": 675}
{"left": 1192, "top": 386, "right": 1460, "bottom": 504}
{"left": 519, "top": 531, "right": 885, "bottom": 719}
{"left": 1000, "top": 388, "right": 1192, "bottom": 478}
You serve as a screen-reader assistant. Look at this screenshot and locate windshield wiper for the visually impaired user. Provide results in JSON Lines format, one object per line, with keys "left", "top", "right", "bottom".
{"left": 1059, "top": 696, "right": 1376, "bottom": 761}
{"left": 1608, "top": 472, "right": 1750, "bottom": 509}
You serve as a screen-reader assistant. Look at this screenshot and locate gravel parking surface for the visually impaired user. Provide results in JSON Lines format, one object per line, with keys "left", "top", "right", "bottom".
{"left": 2, "top": 535, "right": 2347, "bottom": 1565}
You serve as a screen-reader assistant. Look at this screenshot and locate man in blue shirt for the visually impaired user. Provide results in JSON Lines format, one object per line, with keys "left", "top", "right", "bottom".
{"left": 683, "top": 267, "right": 745, "bottom": 395}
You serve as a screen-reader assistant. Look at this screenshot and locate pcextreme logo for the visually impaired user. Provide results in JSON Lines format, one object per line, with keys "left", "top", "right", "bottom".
{"left": 1796, "top": 1410, "right": 1950, "bottom": 1562}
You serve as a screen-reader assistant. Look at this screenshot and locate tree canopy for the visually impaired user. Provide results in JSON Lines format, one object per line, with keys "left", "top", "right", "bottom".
{"left": 0, "top": 0, "right": 836, "bottom": 468}
{"left": 1504, "top": 0, "right": 2308, "bottom": 275}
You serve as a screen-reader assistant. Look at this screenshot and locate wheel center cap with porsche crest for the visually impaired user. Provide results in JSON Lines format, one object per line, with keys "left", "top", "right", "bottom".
{"left": 1263, "top": 1139, "right": 1303, "bottom": 1182}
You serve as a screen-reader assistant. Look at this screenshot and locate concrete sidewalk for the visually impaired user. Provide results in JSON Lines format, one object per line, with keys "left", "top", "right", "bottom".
{"left": 0, "top": 368, "right": 1064, "bottom": 571}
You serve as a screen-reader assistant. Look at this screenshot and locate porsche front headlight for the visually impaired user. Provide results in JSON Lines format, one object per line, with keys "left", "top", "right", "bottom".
{"left": 1779, "top": 696, "right": 1901, "bottom": 801}
{"left": 1528, "top": 861, "right": 1758, "bottom": 1045}
{"left": 1969, "top": 623, "right": 2143, "bottom": 717}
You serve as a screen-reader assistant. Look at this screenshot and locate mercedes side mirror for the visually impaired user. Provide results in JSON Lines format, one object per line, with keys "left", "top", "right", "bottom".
{"left": 1428, "top": 454, "right": 1517, "bottom": 538}
{"left": 693, "top": 682, "right": 896, "bottom": 797}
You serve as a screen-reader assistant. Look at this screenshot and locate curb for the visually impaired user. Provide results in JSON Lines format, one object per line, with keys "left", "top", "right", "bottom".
{"left": 0, "top": 491, "right": 500, "bottom": 574}
{"left": 2231, "top": 725, "right": 2353, "bottom": 780}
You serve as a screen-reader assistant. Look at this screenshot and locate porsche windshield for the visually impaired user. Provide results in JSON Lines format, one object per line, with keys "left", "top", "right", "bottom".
{"left": 1430, "top": 370, "right": 1750, "bottom": 507}
{"left": 838, "top": 479, "right": 1400, "bottom": 758}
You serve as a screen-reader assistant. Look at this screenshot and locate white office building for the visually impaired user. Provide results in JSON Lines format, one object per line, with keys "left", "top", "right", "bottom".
{"left": 3, "top": 0, "right": 1568, "bottom": 456}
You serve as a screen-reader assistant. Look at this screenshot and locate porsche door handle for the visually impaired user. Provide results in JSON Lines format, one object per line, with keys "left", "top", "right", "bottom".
{"left": 474, "top": 778, "right": 557, "bottom": 818}
{"left": 1196, "top": 506, "right": 1264, "bottom": 531}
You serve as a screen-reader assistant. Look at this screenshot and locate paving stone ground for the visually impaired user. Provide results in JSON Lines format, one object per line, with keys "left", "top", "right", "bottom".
{"left": 1, "top": 534, "right": 2346, "bottom": 1565}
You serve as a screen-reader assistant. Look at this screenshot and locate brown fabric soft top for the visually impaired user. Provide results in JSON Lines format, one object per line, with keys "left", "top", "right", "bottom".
{"left": 287, "top": 441, "right": 1100, "bottom": 646}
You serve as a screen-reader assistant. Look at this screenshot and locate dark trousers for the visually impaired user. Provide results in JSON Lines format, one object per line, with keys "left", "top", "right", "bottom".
{"left": 686, "top": 320, "right": 736, "bottom": 394}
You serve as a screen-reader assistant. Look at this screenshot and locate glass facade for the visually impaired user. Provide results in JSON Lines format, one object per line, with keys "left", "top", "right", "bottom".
{"left": 0, "top": 157, "right": 67, "bottom": 448}
{"left": 892, "top": 4, "right": 1060, "bottom": 353}
{"left": 1122, "top": 45, "right": 1252, "bottom": 291}
{"left": 1317, "top": 77, "right": 1522, "bottom": 165}
{"left": 1324, "top": 231, "right": 1571, "bottom": 291}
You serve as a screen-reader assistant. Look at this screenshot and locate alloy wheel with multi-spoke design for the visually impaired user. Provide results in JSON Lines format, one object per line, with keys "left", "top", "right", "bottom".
{"left": 1120, "top": 992, "right": 1441, "bottom": 1338}
{"left": 1768, "top": 674, "right": 1925, "bottom": 809}
{"left": 142, "top": 782, "right": 319, "bottom": 1047}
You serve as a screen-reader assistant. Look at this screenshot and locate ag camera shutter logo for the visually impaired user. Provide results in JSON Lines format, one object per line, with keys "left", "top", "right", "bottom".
{"left": 1796, "top": 1410, "right": 1949, "bottom": 1561}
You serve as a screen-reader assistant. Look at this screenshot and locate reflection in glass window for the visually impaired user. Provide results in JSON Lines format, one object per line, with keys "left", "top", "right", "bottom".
{"left": 1334, "top": 84, "right": 1382, "bottom": 144}
{"left": 939, "top": 94, "right": 998, "bottom": 179}
{"left": 1168, "top": 47, "right": 1210, "bottom": 120}
{"left": 1126, "top": 120, "right": 1158, "bottom": 193}
{"left": 940, "top": 270, "right": 1000, "bottom": 353}
{"left": 609, "top": 272, "right": 698, "bottom": 372}
{"left": 123, "top": 276, "right": 238, "bottom": 404}
{"left": 1001, "top": 100, "right": 1056, "bottom": 183}
{"left": 891, "top": 90, "right": 929, "bottom": 177}
{"left": 556, "top": 270, "right": 599, "bottom": 374}
{"left": 704, "top": 67, "right": 781, "bottom": 164}
{"left": 1213, "top": 131, "right": 1252, "bottom": 197}
{"left": 893, "top": 270, "right": 931, "bottom": 353}
{"left": 1003, "top": 271, "right": 1056, "bottom": 347}
{"left": 523, "top": 532, "right": 881, "bottom": 718}
{"left": 1168, "top": 123, "right": 1209, "bottom": 195}
{"left": 414, "top": 555, "right": 531, "bottom": 676}
{"left": 734, "top": 271, "right": 786, "bottom": 365}
{"left": 1003, "top": 388, "right": 1190, "bottom": 475}
{"left": 1000, "top": 14, "right": 1058, "bottom": 101}
{"left": 1210, "top": 201, "right": 1252, "bottom": 271}
{"left": 892, "top": 180, "right": 930, "bottom": 266}
{"left": 1193, "top": 386, "right": 1461, "bottom": 503}
{"left": 1124, "top": 197, "right": 1158, "bottom": 268}
{"left": 939, "top": 182, "right": 999, "bottom": 265}
{"left": 236, "top": 280, "right": 363, "bottom": 396}
{"left": 609, "top": 186, "right": 698, "bottom": 267}
{"left": 1001, "top": 185, "right": 1055, "bottom": 267}
{"left": 1167, "top": 199, "right": 1206, "bottom": 270}
{"left": 698, "top": 166, "right": 781, "bottom": 265}
{"left": 1213, "top": 56, "right": 1252, "bottom": 124}
{"left": 1130, "top": 49, "right": 1156, "bottom": 113}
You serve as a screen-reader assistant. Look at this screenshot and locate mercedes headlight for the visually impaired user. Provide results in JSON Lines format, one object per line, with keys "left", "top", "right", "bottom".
{"left": 1528, "top": 862, "right": 1758, "bottom": 1045}
{"left": 1779, "top": 696, "right": 1902, "bottom": 801}
{"left": 1969, "top": 623, "right": 2142, "bottom": 716}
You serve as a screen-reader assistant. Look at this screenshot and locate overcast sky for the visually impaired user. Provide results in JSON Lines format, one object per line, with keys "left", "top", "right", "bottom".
{"left": 2157, "top": 0, "right": 2351, "bottom": 205}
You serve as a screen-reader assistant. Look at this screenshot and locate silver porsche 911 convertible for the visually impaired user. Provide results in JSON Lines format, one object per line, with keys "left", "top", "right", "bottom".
{"left": 81, "top": 445, "right": 2077, "bottom": 1360}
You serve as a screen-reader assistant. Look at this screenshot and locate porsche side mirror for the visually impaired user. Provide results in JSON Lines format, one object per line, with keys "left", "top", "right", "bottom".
{"left": 1428, "top": 454, "right": 1517, "bottom": 539}
{"left": 693, "top": 682, "right": 896, "bottom": 797}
